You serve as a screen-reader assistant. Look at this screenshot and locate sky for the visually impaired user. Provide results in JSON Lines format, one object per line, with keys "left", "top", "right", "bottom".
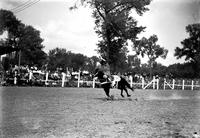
{"left": 0, "top": 0, "right": 200, "bottom": 66}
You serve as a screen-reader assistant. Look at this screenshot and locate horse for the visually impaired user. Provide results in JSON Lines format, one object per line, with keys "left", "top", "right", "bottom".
{"left": 117, "top": 76, "right": 134, "bottom": 97}
{"left": 94, "top": 68, "right": 112, "bottom": 98}
{"left": 94, "top": 69, "right": 134, "bottom": 98}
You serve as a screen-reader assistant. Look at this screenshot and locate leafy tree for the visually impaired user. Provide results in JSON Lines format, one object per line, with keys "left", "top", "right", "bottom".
{"left": 111, "top": 46, "right": 129, "bottom": 73}
{"left": 0, "top": 9, "right": 21, "bottom": 42}
{"left": 0, "top": 9, "right": 47, "bottom": 68}
{"left": 127, "top": 55, "right": 141, "bottom": 75}
{"left": 48, "top": 47, "right": 88, "bottom": 72}
{"left": 48, "top": 48, "right": 68, "bottom": 71}
{"left": 134, "top": 34, "right": 168, "bottom": 78}
{"left": 70, "top": 53, "right": 87, "bottom": 71}
{"left": 84, "top": 56, "right": 99, "bottom": 73}
{"left": 167, "top": 63, "right": 195, "bottom": 78}
{"left": 174, "top": 23, "right": 200, "bottom": 77}
{"left": 71, "top": 0, "right": 151, "bottom": 72}
{"left": 152, "top": 62, "right": 167, "bottom": 77}
{"left": 18, "top": 25, "right": 47, "bottom": 67}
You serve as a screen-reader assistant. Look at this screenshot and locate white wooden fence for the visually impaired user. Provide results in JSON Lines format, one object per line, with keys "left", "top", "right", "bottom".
{"left": 13, "top": 71, "right": 200, "bottom": 90}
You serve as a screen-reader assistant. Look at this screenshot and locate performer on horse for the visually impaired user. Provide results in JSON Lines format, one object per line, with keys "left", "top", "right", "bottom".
{"left": 94, "top": 59, "right": 112, "bottom": 99}
{"left": 94, "top": 59, "right": 134, "bottom": 99}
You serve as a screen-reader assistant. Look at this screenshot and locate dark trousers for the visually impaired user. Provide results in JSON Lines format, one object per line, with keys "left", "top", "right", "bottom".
{"left": 101, "top": 82, "right": 111, "bottom": 97}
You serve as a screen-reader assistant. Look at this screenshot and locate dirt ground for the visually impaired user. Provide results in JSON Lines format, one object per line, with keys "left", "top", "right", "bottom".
{"left": 0, "top": 87, "right": 200, "bottom": 138}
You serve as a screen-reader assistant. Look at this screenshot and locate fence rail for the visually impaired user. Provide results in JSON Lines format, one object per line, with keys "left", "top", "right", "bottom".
{"left": 2, "top": 71, "right": 200, "bottom": 90}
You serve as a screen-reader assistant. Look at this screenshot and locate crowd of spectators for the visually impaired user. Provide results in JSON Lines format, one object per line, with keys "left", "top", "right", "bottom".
{"left": 0, "top": 65, "right": 94, "bottom": 87}
{"left": 0, "top": 64, "right": 147, "bottom": 88}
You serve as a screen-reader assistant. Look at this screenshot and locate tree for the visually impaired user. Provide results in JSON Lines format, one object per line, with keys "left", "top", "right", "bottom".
{"left": 174, "top": 23, "right": 200, "bottom": 77}
{"left": 0, "top": 9, "right": 47, "bottom": 68}
{"left": 71, "top": 0, "right": 151, "bottom": 73}
{"left": 134, "top": 34, "right": 168, "bottom": 78}
{"left": 48, "top": 47, "right": 88, "bottom": 72}
{"left": 152, "top": 62, "right": 167, "bottom": 77}
{"left": 48, "top": 48, "right": 68, "bottom": 71}
{"left": 70, "top": 53, "right": 87, "bottom": 71}
{"left": 127, "top": 55, "right": 141, "bottom": 74}
{"left": 0, "top": 9, "right": 21, "bottom": 41}
{"left": 167, "top": 63, "right": 195, "bottom": 78}
{"left": 84, "top": 56, "right": 99, "bottom": 73}
{"left": 18, "top": 25, "right": 47, "bottom": 67}
{"left": 0, "top": 9, "right": 21, "bottom": 58}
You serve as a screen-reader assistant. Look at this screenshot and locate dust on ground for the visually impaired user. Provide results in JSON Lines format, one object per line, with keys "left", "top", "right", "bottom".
{"left": 0, "top": 87, "right": 200, "bottom": 138}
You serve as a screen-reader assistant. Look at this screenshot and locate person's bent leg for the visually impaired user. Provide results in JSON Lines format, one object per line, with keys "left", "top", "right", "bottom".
{"left": 102, "top": 83, "right": 111, "bottom": 98}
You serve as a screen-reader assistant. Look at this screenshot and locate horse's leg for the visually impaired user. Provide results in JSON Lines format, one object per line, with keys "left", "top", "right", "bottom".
{"left": 124, "top": 87, "right": 131, "bottom": 97}
{"left": 125, "top": 80, "right": 134, "bottom": 91}
{"left": 121, "top": 89, "right": 124, "bottom": 97}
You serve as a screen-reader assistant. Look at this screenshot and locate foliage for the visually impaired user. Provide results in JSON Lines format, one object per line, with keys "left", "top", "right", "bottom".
{"left": 134, "top": 34, "right": 168, "bottom": 78}
{"left": 0, "top": 9, "right": 21, "bottom": 37}
{"left": 174, "top": 23, "right": 200, "bottom": 77}
{"left": 175, "top": 23, "right": 200, "bottom": 63}
{"left": 71, "top": 0, "right": 151, "bottom": 72}
{"left": 48, "top": 47, "right": 91, "bottom": 72}
{"left": 84, "top": 56, "right": 100, "bottom": 73}
{"left": 0, "top": 9, "right": 47, "bottom": 68}
{"left": 18, "top": 25, "right": 47, "bottom": 67}
{"left": 167, "top": 63, "right": 195, "bottom": 78}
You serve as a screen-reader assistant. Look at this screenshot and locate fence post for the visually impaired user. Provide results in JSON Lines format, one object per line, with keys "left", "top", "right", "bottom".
{"left": 153, "top": 76, "right": 155, "bottom": 89}
{"left": 164, "top": 78, "right": 166, "bottom": 90}
{"left": 77, "top": 70, "right": 80, "bottom": 88}
{"left": 93, "top": 78, "right": 95, "bottom": 88}
{"left": 29, "top": 70, "right": 32, "bottom": 80}
{"left": 182, "top": 80, "right": 185, "bottom": 90}
{"left": 45, "top": 72, "right": 49, "bottom": 86}
{"left": 172, "top": 79, "right": 175, "bottom": 89}
{"left": 191, "top": 80, "right": 194, "bottom": 90}
{"left": 61, "top": 72, "right": 66, "bottom": 87}
{"left": 142, "top": 77, "right": 145, "bottom": 89}
{"left": 157, "top": 78, "right": 159, "bottom": 90}
{"left": 130, "top": 75, "right": 133, "bottom": 87}
{"left": 14, "top": 71, "right": 17, "bottom": 85}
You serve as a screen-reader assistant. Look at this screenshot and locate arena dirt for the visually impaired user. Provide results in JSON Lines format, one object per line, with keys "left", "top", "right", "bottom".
{"left": 0, "top": 87, "right": 200, "bottom": 138}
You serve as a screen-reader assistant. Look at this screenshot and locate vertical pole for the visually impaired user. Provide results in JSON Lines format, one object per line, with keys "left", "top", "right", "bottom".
{"left": 182, "top": 80, "right": 185, "bottom": 90}
{"left": 18, "top": 50, "right": 21, "bottom": 67}
{"left": 62, "top": 72, "right": 65, "bottom": 87}
{"left": 164, "top": 78, "right": 166, "bottom": 90}
{"left": 142, "top": 77, "right": 145, "bottom": 89}
{"left": 130, "top": 75, "right": 133, "bottom": 87}
{"left": 172, "top": 79, "right": 175, "bottom": 90}
{"left": 14, "top": 71, "right": 17, "bottom": 85}
{"left": 191, "top": 80, "right": 194, "bottom": 90}
{"left": 77, "top": 70, "right": 80, "bottom": 88}
{"left": 29, "top": 70, "right": 32, "bottom": 81}
{"left": 45, "top": 72, "right": 49, "bottom": 86}
{"left": 157, "top": 78, "right": 159, "bottom": 90}
{"left": 153, "top": 76, "right": 155, "bottom": 89}
{"left": 93, "top": 78, "right": 95, "bottom": 88}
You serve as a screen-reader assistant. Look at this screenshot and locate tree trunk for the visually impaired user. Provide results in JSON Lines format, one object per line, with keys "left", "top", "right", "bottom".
{"left": 105, "top": 10, "right": 111, "bottom": 74}
{"left": 149, "top": 60, "right": 153, "bottom": 79}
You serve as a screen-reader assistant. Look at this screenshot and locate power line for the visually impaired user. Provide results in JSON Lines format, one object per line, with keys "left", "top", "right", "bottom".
{"left": 11, "top": 0, "right": 40, "bottom": 14}
{"left": 10, "top": 0, "right": 33, "bottom": 11}
{"left": 13, "top": 0, "right": 40, "bottom": 13}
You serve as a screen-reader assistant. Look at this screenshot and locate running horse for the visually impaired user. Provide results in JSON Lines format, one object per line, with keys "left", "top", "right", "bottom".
{"left": 94, "top": 61, "right": 134, "bottom": 98}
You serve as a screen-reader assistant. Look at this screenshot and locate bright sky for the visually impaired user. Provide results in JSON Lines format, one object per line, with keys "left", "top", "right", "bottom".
{"left": 0, "top": 0, "right": 200, "bottom": 66}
